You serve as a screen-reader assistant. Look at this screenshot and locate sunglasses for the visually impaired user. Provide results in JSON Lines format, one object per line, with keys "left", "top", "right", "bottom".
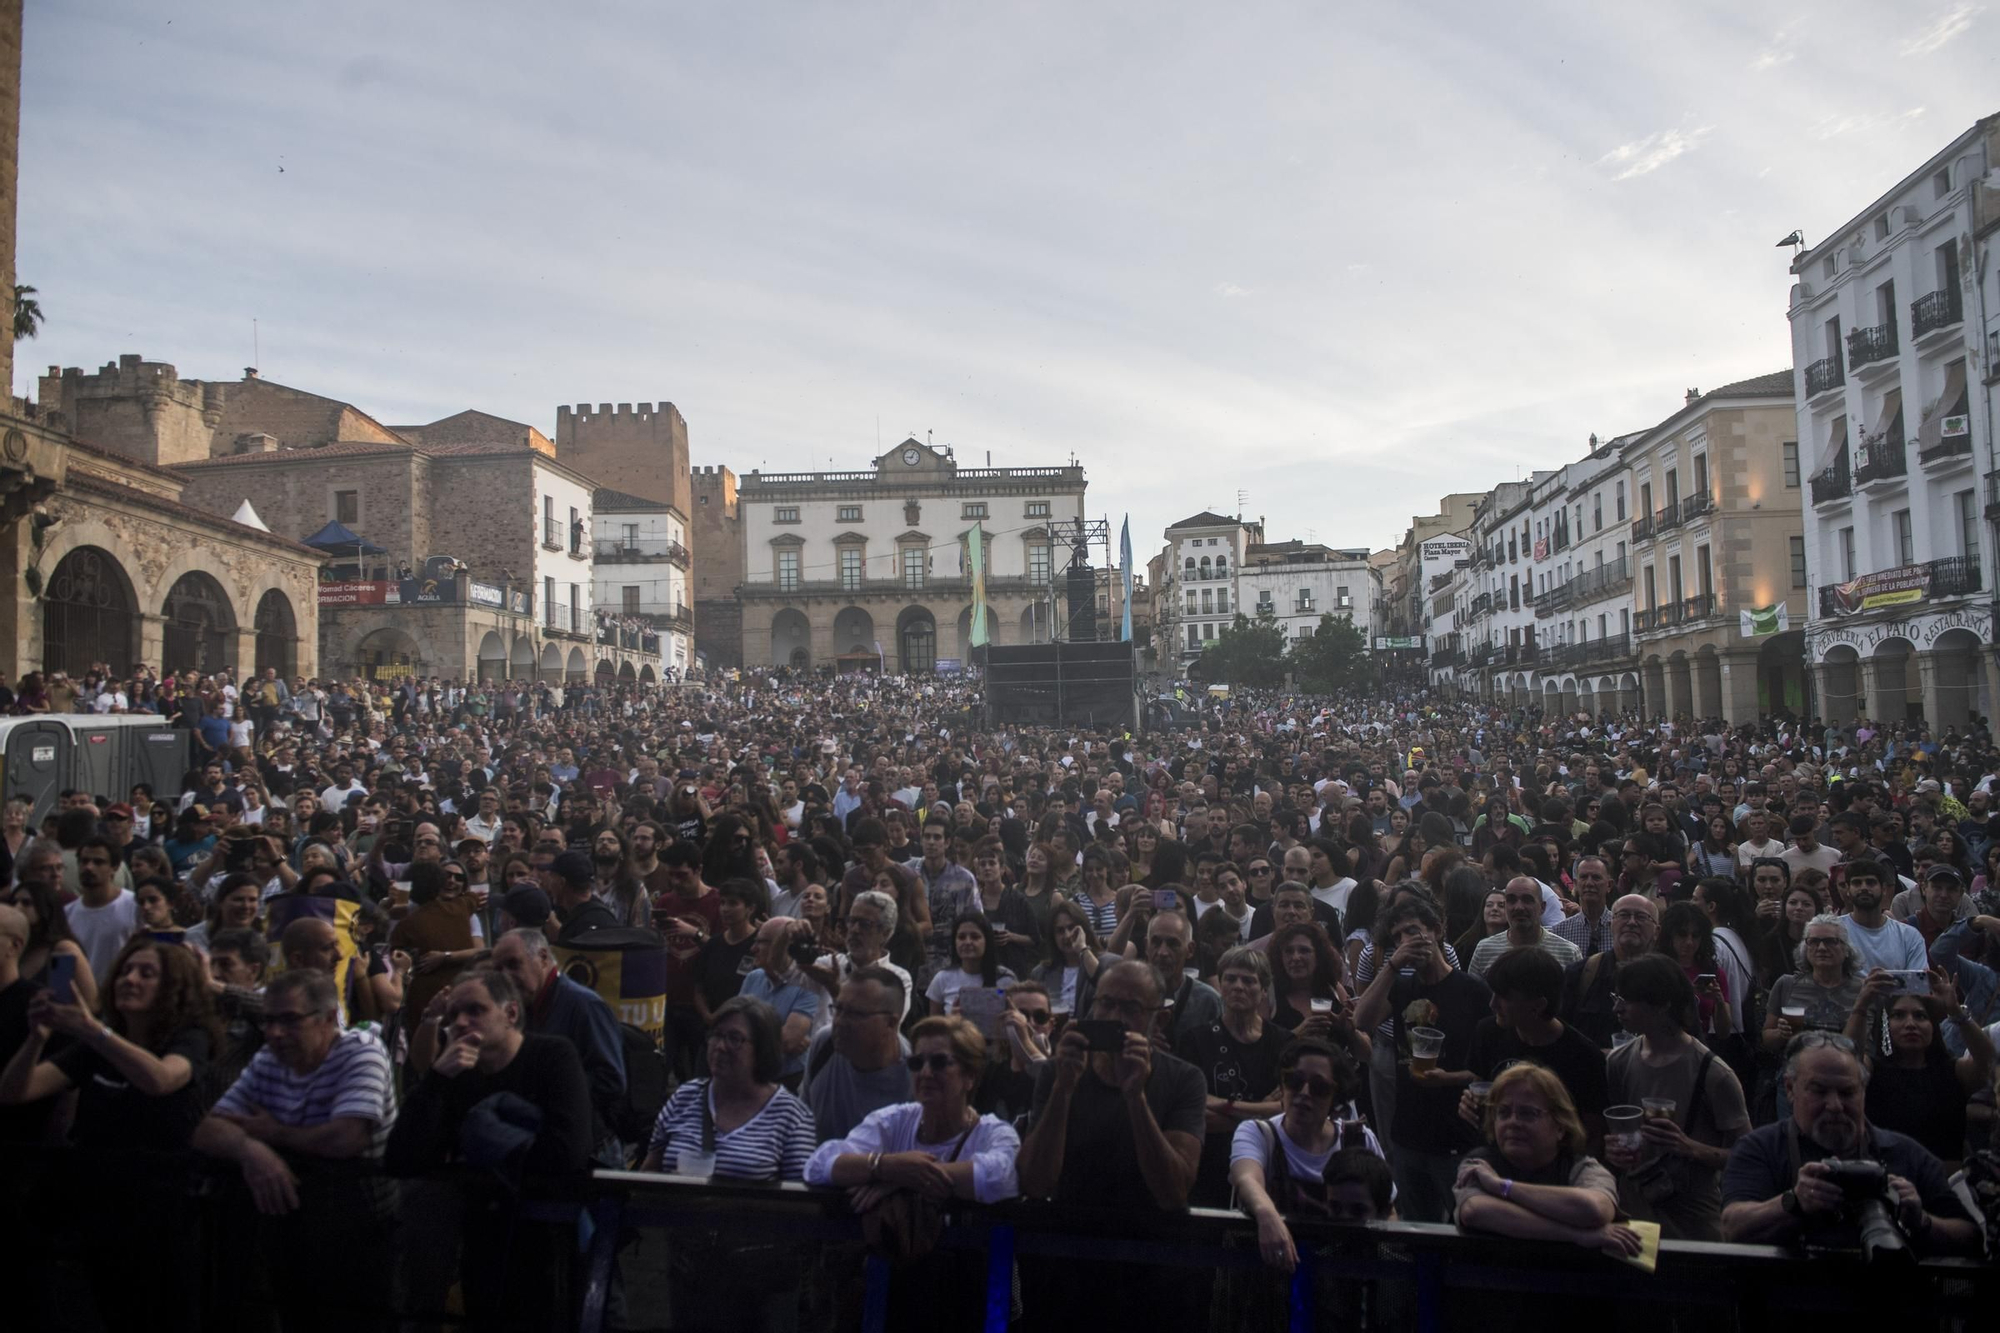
{"left": 905, "top": 1053, "right": 958, "bottom": 1074}
{"left": 1018, "top": 1009, "right": 1054, "bottom": 1026}
{"left": 1282, "top": 1072, "right": 1336, "bottom": 1097}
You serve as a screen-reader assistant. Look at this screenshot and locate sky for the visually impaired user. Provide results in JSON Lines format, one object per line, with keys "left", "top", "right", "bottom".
{"left": 14, "top": 2, "right": 1998, "bottom": 563}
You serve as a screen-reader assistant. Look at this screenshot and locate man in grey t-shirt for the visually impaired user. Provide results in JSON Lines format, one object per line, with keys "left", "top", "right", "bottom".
{"left": 800, "top": 970, "right": 911, "bottom": 1141}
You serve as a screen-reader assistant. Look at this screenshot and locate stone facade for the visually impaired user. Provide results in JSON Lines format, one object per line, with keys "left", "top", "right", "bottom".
{"left": 691, "top": 464, "right": 741, "bottom": 667}
{"left": 555, "top": 401, "right": 692, "bottom": 518}
{"left": 1, "top": 431, "right": 323, "bottom": 680}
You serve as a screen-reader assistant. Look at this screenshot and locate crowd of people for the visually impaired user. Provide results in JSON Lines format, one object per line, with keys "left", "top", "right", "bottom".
{"left": 2, "top": 658, "right": 1997, "bottom": 1329}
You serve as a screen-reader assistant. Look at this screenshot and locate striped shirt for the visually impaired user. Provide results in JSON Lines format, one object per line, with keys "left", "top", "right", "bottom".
{"left": 211, "top": 1028, "right": 396, "bottom": 1159}
{"left": 1353, "top": 941, "right": 1463, "bottom": 1041}
{"left": 646, "top": 1080, "right": 816, "bottom": 1182}
{"left": 1468, "top": 928, "right": 1582, "bottom": 979}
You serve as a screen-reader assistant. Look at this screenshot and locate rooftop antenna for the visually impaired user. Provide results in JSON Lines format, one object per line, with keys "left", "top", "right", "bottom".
{"left": 252, "top": 318, "right": 259, "bottom": 373}
{"left": 1236, "top": 488, "right": 1248, "bottom": 520}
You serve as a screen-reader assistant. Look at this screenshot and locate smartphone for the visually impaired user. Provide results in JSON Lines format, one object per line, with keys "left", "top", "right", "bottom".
{"left": 1886, "top": 969, "right": 1931, "bottom": 995}
{"left": 1077, "top": 1018, "right": 1126, "bottom": 1052}
{"left": 1152, "top": 889, "right": 1180, "bottom": 912}
{"left": 50, "top": 953, "right": 77, "bottom": 1005}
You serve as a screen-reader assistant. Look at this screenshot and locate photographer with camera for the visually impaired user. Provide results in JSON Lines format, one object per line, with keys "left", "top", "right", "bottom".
{"left": 739, "top": 917, "right": 825, "bottom": 1089}
{"left": 1720, "top": 1031, "right": 1975, "bottom": 1257}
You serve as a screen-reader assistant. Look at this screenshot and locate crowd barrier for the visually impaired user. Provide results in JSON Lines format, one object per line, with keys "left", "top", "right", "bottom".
{"left": 8, "top": 1147, "right": 1994, "bottom": 1331}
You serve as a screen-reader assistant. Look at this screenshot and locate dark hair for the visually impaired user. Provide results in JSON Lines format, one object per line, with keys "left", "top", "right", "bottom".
{"left": 11, "top": 876, "right": 77, "bottom": 952}
{"left": 660, "top": 840, "right": 703, "bottom": 871}
{"left": 1145, "top": 839, "right": 1189, "bottom": 890}
{"left": 1271, "top": 922, "right": 1343, "bottom": 996}
{"left": 1656, "top": 901, "right": 1718, "bottom": 972}
{"left": 1483, "top": 945, "right": 1563, "bottom": 1015}
{"left": 718, "top": 877, "right": 770, "bottom": 917}
{"left": 709, "top": 994, "right": 785, "bottom": 1083}
{"left": 1694, "top": 876, "right": 1754, "bottom": 935}
{"left": 1842, "top": 858, "right": 1889, "bottom": 887}
{"left": 1323, "top": 1150, "right": 1394, "bottom": 1215}
{"left": 1277, "top": 1036, "right": 1359, "bottom": 1101}
{"left": 408, "top": 860, "right": 449, "bottom": 906}
{"left": 208, "top": 926, "right": 270, "bottom": 971}
{"left": 948, "top": 911, "right": 1002, "bottom": 986}
{"left": 1045, "top": 898, "right": 1103, "bottom": 965}
{"left": 1374, "top": 895, "right": 1441, "bottom": 948}
{"left": 1614, "top": 953, "right": 1700, "bottom": 1033}
{"left": 455, "top": 968, "right": 525, "bottom": 1027}
{"left": 265, "top": 967, "right": 339, "bottom": 1018}
{"left": 848, "top": 964, "right": 907, "bottom": 1010}
{"left": 99, "top": 935, "right": 223, "bottom": 1055}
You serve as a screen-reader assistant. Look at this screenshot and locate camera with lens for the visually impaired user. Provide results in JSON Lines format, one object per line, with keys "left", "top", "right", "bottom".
{"left": 1818, "top": 1159, "right": 1912, "bottom": 1264}
{"left": 787, "top": 928, "right": 822, "bottom": 967}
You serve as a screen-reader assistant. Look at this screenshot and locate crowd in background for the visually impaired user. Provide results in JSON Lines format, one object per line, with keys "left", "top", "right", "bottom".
{"left": 2, "top": 660, "right": 1997, "bottom": 1329}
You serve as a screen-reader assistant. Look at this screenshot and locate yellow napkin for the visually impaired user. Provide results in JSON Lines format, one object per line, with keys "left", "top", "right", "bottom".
{"left": 1614, "top": 1219, "right": 1662, "bottom": 1274}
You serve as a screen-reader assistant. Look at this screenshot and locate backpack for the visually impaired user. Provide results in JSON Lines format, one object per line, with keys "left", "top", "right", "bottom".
{"left": 608, "top": 1023, "right": 671, "bottom": 1146}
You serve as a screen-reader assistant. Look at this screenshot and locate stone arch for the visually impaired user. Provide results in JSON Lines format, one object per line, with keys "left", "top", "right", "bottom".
{"left": 1927, "top": 627, "right": 1984, "bottom": 728}
{"left": 956, "top": 604, "right": 998, "bottom": 660}
{"left": 1020, "top": 601, "right": 1052, "bottom": 645}
{"left": 162, "top": 570, "right": 239, "bottom": 676}
{"left": 1754, "top": 630, "right": 1806, "bottom": 717}
{"left": 1820, "top": 645, "right": 1861, "bottom": 723}
{"left": 1560, "top": 676, "right": 1578, "bottom": 714}
{"left": 1576, "top": 676, "right": 1595, "bottom": 715}
{"left": 640, "top": 663, "right": 657, "bottom": 683}
{"left": 618, "top": 661, "right": 637, "bottom": 681}
{"left": 1667, "top": 650, "right": 1693, "bottom": 720}
{"left": 252, "top": 588, "right": 299, "bottom": 680}
{"left": 1641, "top": 655, "right": 1666, "bottom": 719}
{"left": 566, "top": 647, "right": 588, "bottom": 682}
{"left": 773, "top": 608, "right": 813, "bottom": 669}
{"left": 354, "top": 626, "right": 425, "bottom": 681}
{"left": 595, "top": 658, "right": 615, "bottom": 680}
{"left": 897, "top": 605, "right": 938, "bottom": 675}
{"left": 1694, "top": 645, "right": 1723, "bottom": 720}
{"left": 1869, "top": 636, "right": 1918, "bottom": 722}
{"left": 539, "top": 642, "right": 564, "bottom": 682}
{"left": 1617, "top": 672, "right": 1640, "bottom": 715}
{"left": 508, "top": 635, "right": 535, "bottom": 680}
{"left": 40, "top": 545, "right": 141, "bottom": 676}
{"left": 831, "top": 607, "right": 876, "bottom": 659}
{"left": 476, "top": 632, "right": 508, "bottom": 682}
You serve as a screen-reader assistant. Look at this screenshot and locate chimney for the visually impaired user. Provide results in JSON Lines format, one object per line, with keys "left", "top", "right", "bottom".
{"left": 1685, "top": 387, "right": 1700, "bottom": 405}
{"left": 245, "top": 367, "right": 260, "bottom": 380}
{"left": 1588, "top": 432, "right": 1598, "bottom": 448}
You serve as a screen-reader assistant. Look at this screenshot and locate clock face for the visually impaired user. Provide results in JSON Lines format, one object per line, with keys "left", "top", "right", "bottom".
{"left": 902, "top": 447, "right": 921, "bottom": 466}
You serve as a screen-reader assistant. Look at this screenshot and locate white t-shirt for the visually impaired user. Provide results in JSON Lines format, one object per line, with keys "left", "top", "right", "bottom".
{"left": 65, "top": 890, "right": 140, "bottom": 985}
{"left": 1840, "top": 914, "right": 1928, "bottom": 974}
{"left": 1310, "top": 878, "right": 1356, "bottom": 917}
{"left": 1230, "top": 1113, "right": 1388, "bottom": 1182}
{"left": 924, "top": 966, "right": 1015, "bottom": 1017}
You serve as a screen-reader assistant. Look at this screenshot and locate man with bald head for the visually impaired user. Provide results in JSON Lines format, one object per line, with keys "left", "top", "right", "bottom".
{"left": 1561, "top": 893, "right": 1660, "bottom": 1049}
{"left": 1468, "top": 875, "right": 1581, "bottom": 979}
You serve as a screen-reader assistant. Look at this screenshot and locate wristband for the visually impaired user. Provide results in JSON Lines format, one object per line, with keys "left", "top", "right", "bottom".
{"left": 1502, "top": 1178, "right": 1512, "bottom": 1200}
{"left": 866, "top": 1152, "right": 883, "bottom": 1182}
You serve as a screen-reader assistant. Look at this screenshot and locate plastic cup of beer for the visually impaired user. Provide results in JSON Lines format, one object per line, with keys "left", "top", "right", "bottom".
{"left": 1611, "top": 1030, "right": 1637, "bottom": 1051}
{"left": 1781, "top": 1004, "right": 1808, "bottom": 1026}
{"left": 1641, "top": 1096, "right": 1677, "bottom": 1121}
{"left": 1604, "top": 1105, "right": 1645, "bottom": 1151}
{"left": 1409, "top": 1026, "right": 1445, "bottom": 1074}
{"left": 1468, "top": 1080, "right": 1494, "bottom": 1109}
{"left": 1310, "top": 997, "right": 1335, "bottom": 1015}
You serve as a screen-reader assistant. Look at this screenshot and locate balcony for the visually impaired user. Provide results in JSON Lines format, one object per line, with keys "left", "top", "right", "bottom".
{"left": 545, "top": 600, "right": 577, "bottom": 634}
{"left": 1654, "top": 499, "right": 1683, "bottom": 533}
{"left": 1561, "top": 556, "right": 1631, "bottom": 610}
{"left": 1853, "top": 435, "right": 1907, "bottom": 487}
{"left": 1518, "top": 641, "right": 1539, "bottom": 664}
{"left": 1533, "top": 593, "right": 1554, "bottom": 619}
{"left": 1469, "top": 592, "right": 1492, "bottom": 619}
{"left": 1919, "top": 426, "right": 1973, "bottom": 467}
{"left": 594, "top": 538, "right": 691, "bottom": 567}
{"left": 1681, "top": 592, "right": 1716, "bottom": 622}
{"left": 1817, "top": 585, "right": 1841, "bottom": 619}
{"left": 1680, "top": 490, "right": 1714, "bottom": 522}
{"left": 1631, "top": 513, "right": 1655, "bottom": 541}
{"left": 1845, "top": 323, "right": 1898, "bottom": 369}
{"left": 1809, "top": 459, "right": 1851, "bottom": 505}
{"left": 1930, "top": 555, "right": 1984, "bottom": 597}
{"left": 1910, "top": 287, "right": 1962, "bottom": 339}
{"left": 1804, "top": 353, "right": 1844, "bottom": 396}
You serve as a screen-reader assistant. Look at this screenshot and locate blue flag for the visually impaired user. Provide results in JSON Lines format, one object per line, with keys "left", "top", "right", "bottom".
{"left": 1119, "top": 516, "right": 1133, "bottom": 643}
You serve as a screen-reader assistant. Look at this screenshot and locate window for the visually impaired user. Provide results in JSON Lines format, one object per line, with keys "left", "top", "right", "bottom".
{"left": 621, "top": 522, "right": 639, "bottom": 550}
{"left": 1615, "top": 480, "right": 1626, "bottom": 521}
{"left": 1691, "top": 456, "right": 1707, "bottom": 499}
{"left": 1217, "top": 589, "right": 1229, "bottom": 614}
{"left": 1025, "top": 501, "right": 1049, "bottom": 518}
{"left": 1201, "top": 588, "right": 1213, "bottom": 614}
{"left": 1296, "top": 623, "right": 1315, "bottom": 639}
{"left": 1029, "top": 544, "right": 1052, "bottom": 585}
{"left": 1668, "top": 555, "right": 1683, "bottom": 602}
{"left": 569, "top": 583, "right": 581, "bottom": 630}
{"left": 1188, "top": 625, "right": 1200, "bottom": 650}
{"left": 1187, "top": 590, "right": 1198, "bottom": 613}
{"left": 1934, "top": 167, "right": 1952, "bottom": 199}
{"left": 569, "top": 507, "right": 582, "bottom": 554}
{"left": 622, "top": 586, "right": 641, "bottom": 613}
{"left": 1782, "top": 441, "right": 1800, "bottom": 488}
{"left": 961, "top": 503, "right": 988, "bottom": 520}
{"left": 1643, "top": 566, "right": 1656, "bottom": 611}
{"left": 1202, "top": 623, "right": 1215, "bottom": 641}
{"left": 837, "top": 505, "right": 862, "bottom": 523}
{"left": 1839, "top": 526, "right": 1856, "bottom": 580}
{"left": 1874, "top": 214, "right": 1890, "bottom": 241}
{"left": 1696, "top": 545, "right": 1712, "bottom": 597}
{"left": 1257, "top": 588, "right": 1273, "bottom": 608}
{"left": 543, "top": 495, "right": 558, "bottom": 547}
{"left": 544, "top": 576, "right": 555, "bottom": 624}
{"left": 1958, "top": 490, "right": 1979, "bottom": 562}
{"left": 1789, "top": 536, "right": 1808, "bottom": 589}
{"left": 839, "top": 547, "right": 862, "bottom": 590}
{"left": 774, "top": 506, "right": 800, "bottom": 524}
{"left": 902, "top": 546, "right": 926, "bottom": 589}
{"left": 1593, "top": 493, "right": 1602, "bottom": 531}
{"left": 777, "top": 550, "right": 801, "bottom": 591}
{"left": 1336, "top": 584, "right": 1350, "bottom": 607}
{"left": 1640, "top": 482, "right": 1653, "bottom": 519}
{"left": 334, "top": 490, "right": 359, "bottom": 524}
{"left": 700, "top": 495, "right": 709, "bottom": 506}
{"left": 1893, "top": 509, "right": 1914, "bottom": 566}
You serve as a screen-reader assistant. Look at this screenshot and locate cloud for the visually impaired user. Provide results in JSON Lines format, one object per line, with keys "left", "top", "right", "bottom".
{"left": 1748, "top": 50, "right": 1792, "bottom": 71}
{"left": 1594, "top": 124, "right": 1715, "bottom": 180}
{"left": 1214, "top": 282, "right": 1252, "bottom": 298}
{"left": 1808, "top": 106, "right": 1927, "bottom": 140}
{"left": 1900, "top": 4, "right": 1983, "bottom": 56}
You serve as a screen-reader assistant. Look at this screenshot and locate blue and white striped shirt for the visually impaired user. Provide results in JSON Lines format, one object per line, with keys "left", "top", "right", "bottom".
{"left": 646, "top": 1080, "right": 816, "bottom": 1182}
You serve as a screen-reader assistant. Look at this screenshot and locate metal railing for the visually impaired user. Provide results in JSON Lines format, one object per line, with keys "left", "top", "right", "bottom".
{"left": 1854, "top": 436, "right": 1908, "bottom": 487}
{"left": 1682, "top": 591, "right": 1716, "bottom": 621}
{"left": 1919, "top": 430, "right": 1973, "bottom": 466}
{"left": 546, "top": 598, "right": 570, "bottom": 630}
{"left": 1910, "top": 287, "right": 1962, "bottom": 338}
{"left": 1681, "top": 490, "right": 1715, "bottom": 521}
{"left": 1805, "top": 352, "right": 1844, "bottom": 395}
{"left": 1929, "top": 554, "right": 1984, "bottom": 597}
{"left": 1631, "top": 513, "right": 1655, "bottom": 541}
{"left": 1810, "top": 458, "right": 1851, "bottom": 505}
{"left": 593, "top": 538, "right": 691, "bottom": 566}
{"left": 1846, "top": 322, "right": 1898, "bottom": 368}
{"left": 1654, "top": 498, "right": 1682, "bottom": 532}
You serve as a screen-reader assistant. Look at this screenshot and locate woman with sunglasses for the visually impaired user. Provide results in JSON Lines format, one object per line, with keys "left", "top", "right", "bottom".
{"left": 390, "top": 860, "right": 483, "bottom": 1022}
{"left": 1453, "top": 1063, "right": 1639, "bottom": 1255}
{"left": 806, "top": 1015, "right": 1020, "bottom": 1328}
{"left": 1230, "top": 1037, "right": 1385, "bottom": 1274}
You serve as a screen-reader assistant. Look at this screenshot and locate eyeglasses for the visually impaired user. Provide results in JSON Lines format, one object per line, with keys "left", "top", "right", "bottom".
{"left": 1803, "top": 937, "right": 1844, "bottom": 949}
{"left": 830, "top": 1003, "right": 896, "bottom": 1022}
{"left": 1281, "top": 1072, "right": 1336, "bottom": 1097}
{"left": 1493, "top": 1103, "right": 1547, "bottom": 1124}
{"left": 843, "top": 917, "right": 884, "bottom": 933}
{"left": 905, "top": 1053, "right": 958, "bottom": 1074}
{"left": 707, "top": 1030, "right": 750, "bottom": 1051}
{"left": 259, "top": 1010, "right": 320, "bottom": 1030}
{"left": 1018, "top": 1009, "right": 1054, "bottom": 1026}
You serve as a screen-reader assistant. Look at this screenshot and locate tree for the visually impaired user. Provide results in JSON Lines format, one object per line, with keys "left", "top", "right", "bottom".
{"left": 1199, "top": 610, "right": 1289, "bottom": 688}
{"left": 1288, "top": 612, "right": 1372, "bottom": 694}
{"left": 13, "top": 285, "right": 42, "bottom": 341}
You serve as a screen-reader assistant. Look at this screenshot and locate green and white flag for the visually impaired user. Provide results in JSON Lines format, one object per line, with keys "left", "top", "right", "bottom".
{"left": 1739, "top": 603, "right": 1788, "bottom": 637}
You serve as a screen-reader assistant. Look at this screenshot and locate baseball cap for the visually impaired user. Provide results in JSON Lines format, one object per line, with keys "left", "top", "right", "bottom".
{"left": 499, "top": 885, "right": 552, "bottom": 928}
{"left": 551, "top": 851, "right": 595, "bottom": 888}
{"left": 105, "top": 803, "right": 135, "bottom": 820}
{"left": 1923, "top": 864, "right": 1965, "bottom": 887}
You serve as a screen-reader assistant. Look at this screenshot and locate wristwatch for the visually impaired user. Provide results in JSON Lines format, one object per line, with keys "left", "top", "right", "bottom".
{"left": 1780, "top": 1189, "right": 1802, "bottom": 1218}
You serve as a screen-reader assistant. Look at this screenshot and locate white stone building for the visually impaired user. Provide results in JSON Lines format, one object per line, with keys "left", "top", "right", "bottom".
{"left": 591, "top": 487, "right": 693, "bottom": 674}
{"left": 1240, "top": 541, "right": 1380, "bottom": 645}
{"left": 1165, "top": 510, "right": 1262, "bottom": 668}
{"left": 1791, "top": 115, "right": 1998, "bottom": 727}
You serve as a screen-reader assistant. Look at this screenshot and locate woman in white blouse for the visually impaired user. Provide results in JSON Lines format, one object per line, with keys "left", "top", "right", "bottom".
{"left": 806, "top": 1015, "right": 1020, "bottom": 1325}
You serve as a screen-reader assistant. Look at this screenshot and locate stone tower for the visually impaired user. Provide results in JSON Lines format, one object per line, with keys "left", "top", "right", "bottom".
{"left": 690, "top": 463, "right": 742, "bottom": 667}
{"left": 554, "top": 401, "right": 692, "bottom": 516}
